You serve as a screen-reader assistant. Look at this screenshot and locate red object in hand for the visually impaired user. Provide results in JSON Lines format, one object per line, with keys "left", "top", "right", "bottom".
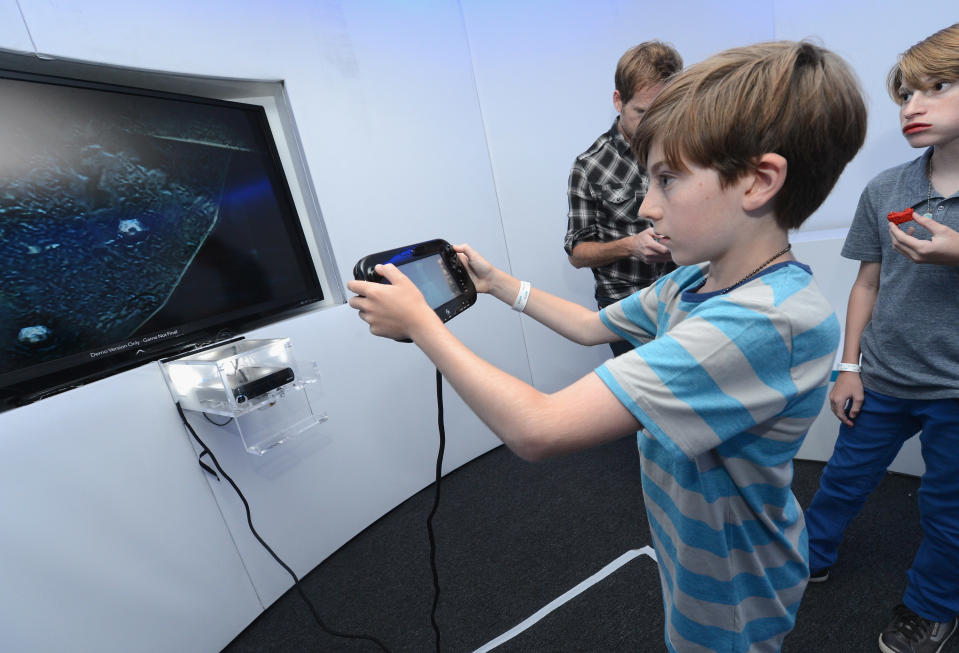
{"left": 887, "top": 209, "right": 915, "bottom": 225}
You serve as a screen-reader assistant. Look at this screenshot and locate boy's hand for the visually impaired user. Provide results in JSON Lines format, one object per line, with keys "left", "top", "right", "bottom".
{"left": 889, "top": 213, "right": 959, "bottom": 265}
{"left": 829, "top": 371, "right": 864, "bottom": 427}
{"left": 452, "top": 243, "right": 496, "bottom": 293}
{"left": 628, "top": 227, "right": 672, "bottom": 263}
{"left": 347, "top": 264, "right": 437, "bottom": 341}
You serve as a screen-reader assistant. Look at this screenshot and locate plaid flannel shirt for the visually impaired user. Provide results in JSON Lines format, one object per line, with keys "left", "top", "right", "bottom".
{"left": 564, "top": 120, "right": 673, "bottom": 301}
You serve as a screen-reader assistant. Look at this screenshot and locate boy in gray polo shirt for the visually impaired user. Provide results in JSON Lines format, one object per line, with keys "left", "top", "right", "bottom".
{"left": 803, "top": 22, "right": 959, "bottom": 653}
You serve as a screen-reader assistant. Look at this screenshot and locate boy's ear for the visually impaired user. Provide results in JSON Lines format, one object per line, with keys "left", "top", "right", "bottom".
{"left": 613, "top": 89, "right": 623, "bottom": 114}
{"left": 742, "top": 153, "right": 787, "bottom": 213}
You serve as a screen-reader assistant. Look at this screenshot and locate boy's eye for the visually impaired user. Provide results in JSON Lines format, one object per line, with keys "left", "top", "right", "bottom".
{"left": 932, "top": 81, "right": 953, "bottom": 92}
{"left": 898, "top": 89, "right": 913, "bottom": 103}
{"left": 657, "top": 174, "right": 673, "bottom": 188}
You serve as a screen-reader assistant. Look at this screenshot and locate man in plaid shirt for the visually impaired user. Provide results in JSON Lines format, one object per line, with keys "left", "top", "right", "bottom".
{"left": 565, "top": 41, "right": 682, "bottom": 356}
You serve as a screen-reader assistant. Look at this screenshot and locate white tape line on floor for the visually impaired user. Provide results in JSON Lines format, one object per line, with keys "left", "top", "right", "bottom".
{"left": 473, "top": 546, "right": 658, "bottom": 652}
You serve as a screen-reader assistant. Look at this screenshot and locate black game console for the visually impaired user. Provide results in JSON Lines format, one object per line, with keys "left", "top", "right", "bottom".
{"left": 353, "top": 239, "right": 476, "bottom": 324}
{"left": 226, "top": 366, "right": 295, "bottom": 403}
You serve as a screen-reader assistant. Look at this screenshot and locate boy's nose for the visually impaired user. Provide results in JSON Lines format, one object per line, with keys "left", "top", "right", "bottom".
{"left": 902, "top": 94, "right": 925, "bottom": 118}
{"left": 637, "top": 196, "right": 660, "bottom": 222}
{"left": 640, "top": 207, "right": 662, "bottom": 223}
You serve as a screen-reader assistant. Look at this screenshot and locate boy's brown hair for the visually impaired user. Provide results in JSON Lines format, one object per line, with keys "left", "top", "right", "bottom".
{"left": 615, "top": 41, "right": 683, "bottom": 104}
{"left": 631, "top": 41, "right": 867, "bottom": 230}
{"left": 887, "top": 23, "right": 959, "bottom": 103}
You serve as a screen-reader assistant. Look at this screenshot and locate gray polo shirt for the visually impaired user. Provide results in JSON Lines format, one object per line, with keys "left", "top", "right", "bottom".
{"left": 842, "top": 148, "right": 959, "bottom": 399}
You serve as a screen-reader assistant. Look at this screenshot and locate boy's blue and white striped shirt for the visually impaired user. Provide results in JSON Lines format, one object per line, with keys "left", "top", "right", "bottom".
{"left": 596, "top": 262, "right": 839, "bottom": 653}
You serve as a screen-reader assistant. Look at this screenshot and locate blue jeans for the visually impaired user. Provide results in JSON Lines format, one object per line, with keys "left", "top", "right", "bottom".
{"left": 805, "top": 388, "right": 959, "bottom": 621}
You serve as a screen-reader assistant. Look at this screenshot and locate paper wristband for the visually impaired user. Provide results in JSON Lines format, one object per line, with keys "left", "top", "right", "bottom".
{"left": 837, "top": 363, "right": 861, "bottom": 373}
{"left": 511, "top": 281, "right": 531, "bottom": 312}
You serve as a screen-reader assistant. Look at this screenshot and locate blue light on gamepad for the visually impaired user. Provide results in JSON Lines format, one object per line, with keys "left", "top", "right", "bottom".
{"left": 386, "top": 248, "right": 416, "bottom": 265}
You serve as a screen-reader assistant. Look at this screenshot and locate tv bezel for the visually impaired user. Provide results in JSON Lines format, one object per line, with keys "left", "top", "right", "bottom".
{"left": 0, "top": 67, "right": 328, "bottom": 411}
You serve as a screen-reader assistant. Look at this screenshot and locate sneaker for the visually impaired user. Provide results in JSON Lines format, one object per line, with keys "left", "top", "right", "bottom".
{"left": 808, "top": 567, "right": 830, "bottom": 583}
{"left": 878, "top": 604, "right": 958, "bottom": 653}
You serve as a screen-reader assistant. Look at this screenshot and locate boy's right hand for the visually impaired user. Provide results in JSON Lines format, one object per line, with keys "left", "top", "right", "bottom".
{"left": 452, "top": 243, "right": 496, "bottom": 293}
{"left": 829, "top": 372, "right": 864, "bottom": 427}
{"left": 889, "top": 214, "right": 959, "bottom": 266}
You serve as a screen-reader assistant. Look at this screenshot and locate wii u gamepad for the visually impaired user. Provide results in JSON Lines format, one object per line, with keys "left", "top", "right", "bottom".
{"left": 353, "top": 239, "right": 476, "bottom": 323}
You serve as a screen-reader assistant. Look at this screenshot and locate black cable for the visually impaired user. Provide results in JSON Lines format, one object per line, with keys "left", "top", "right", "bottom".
{"left": 202, "top": 412, "right": 233, "bottom": 427}
{"left": 175, "top": 402, "right": 391, "bottom": 653}
{"left": 426, "top": 369, "right": 446, "bottom": 653}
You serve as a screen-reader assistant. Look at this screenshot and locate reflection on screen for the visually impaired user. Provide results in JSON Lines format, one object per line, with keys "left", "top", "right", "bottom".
{"left": 0, "top": 71, "right": 324, "bottom": 409}
{"left": 399, "top": 254, "right": 459, "bottom": 309}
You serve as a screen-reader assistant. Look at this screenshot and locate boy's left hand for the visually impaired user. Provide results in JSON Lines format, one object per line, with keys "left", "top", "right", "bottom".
{"left": 889, "top": 213, "right": 959, "bottom": 266}
{"left": 347, "top": 264, "right": 437, "bottom": 341}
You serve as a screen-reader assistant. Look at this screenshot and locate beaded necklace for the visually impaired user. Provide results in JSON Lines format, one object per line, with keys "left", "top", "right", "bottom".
{"left": 712, "top": 243, "right": 792, "bottom": 294}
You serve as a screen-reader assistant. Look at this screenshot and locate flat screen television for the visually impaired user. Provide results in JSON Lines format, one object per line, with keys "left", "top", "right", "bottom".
{"left": 0, "top": 69, "right": 326, "bottom": 412}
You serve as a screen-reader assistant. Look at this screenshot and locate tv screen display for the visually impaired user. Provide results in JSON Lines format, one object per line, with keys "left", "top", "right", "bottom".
{"left": 0, "top": 69, "right": 325, "bottom": 411}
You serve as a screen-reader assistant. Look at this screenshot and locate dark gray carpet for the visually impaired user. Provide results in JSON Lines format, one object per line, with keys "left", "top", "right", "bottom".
{"left": 222, "top": 436, "right": 955, "bottom": 652}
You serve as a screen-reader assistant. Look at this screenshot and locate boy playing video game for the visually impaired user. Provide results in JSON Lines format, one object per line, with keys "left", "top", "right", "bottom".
{"left": 349, "top": 41, "right": 866, "bottom": 652}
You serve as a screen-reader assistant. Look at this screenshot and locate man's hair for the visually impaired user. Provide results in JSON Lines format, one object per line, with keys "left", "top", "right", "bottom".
{"left": 887, "top": 23, "right": 959, "bottom": 104}
{"left": 615, "top": 41, "right": 683, "bottom": 104}
{"left": 631, "top": 41, "right": 867, "bottom": 231}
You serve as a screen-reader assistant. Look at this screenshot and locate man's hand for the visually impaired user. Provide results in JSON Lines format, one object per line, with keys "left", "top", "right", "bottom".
{"left": 568, "top": 227, "right": 673, "bottom": 268}
{"left": 347, "top": 264, "right": 438, "bottom": 341}
{"left": 889, "top": 213, "right": 959, "bottom": 265}
{"left": 627, "top": 227, "right": 672, "bottom": 263}
{"left": 829, "top": 371, "right": 864, "bottom": 427}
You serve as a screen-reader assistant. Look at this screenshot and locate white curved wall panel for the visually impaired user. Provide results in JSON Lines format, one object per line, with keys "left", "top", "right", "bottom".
{"left": 0, "top": 2, "right": 949, "bottom": 650}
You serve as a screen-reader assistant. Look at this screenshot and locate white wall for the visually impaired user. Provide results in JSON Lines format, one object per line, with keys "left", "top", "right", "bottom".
{"left": 1, "top": 2, "right": 521, "bottom": 650}
{"left": 773, "top": 0, "right": 950, "bottom": 232}
{"left": 792, "top": 236, "right": 924, "bottom": 476}
{"left": 460, "top": 0, "right": 777, "bottom": 389}
{"left": 771, "top": 1, "right": 949, "bottom": 476}
{"left": 460, "top": 0, "right": 946, "bottom": 474}
{"left": 0, "top": 1, "right": 950, "bottom": 650}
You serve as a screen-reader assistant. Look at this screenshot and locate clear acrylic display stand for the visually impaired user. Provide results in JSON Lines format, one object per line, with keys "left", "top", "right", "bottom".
{"left": 161, "top": 338, "right": 326, "bottom": 455}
